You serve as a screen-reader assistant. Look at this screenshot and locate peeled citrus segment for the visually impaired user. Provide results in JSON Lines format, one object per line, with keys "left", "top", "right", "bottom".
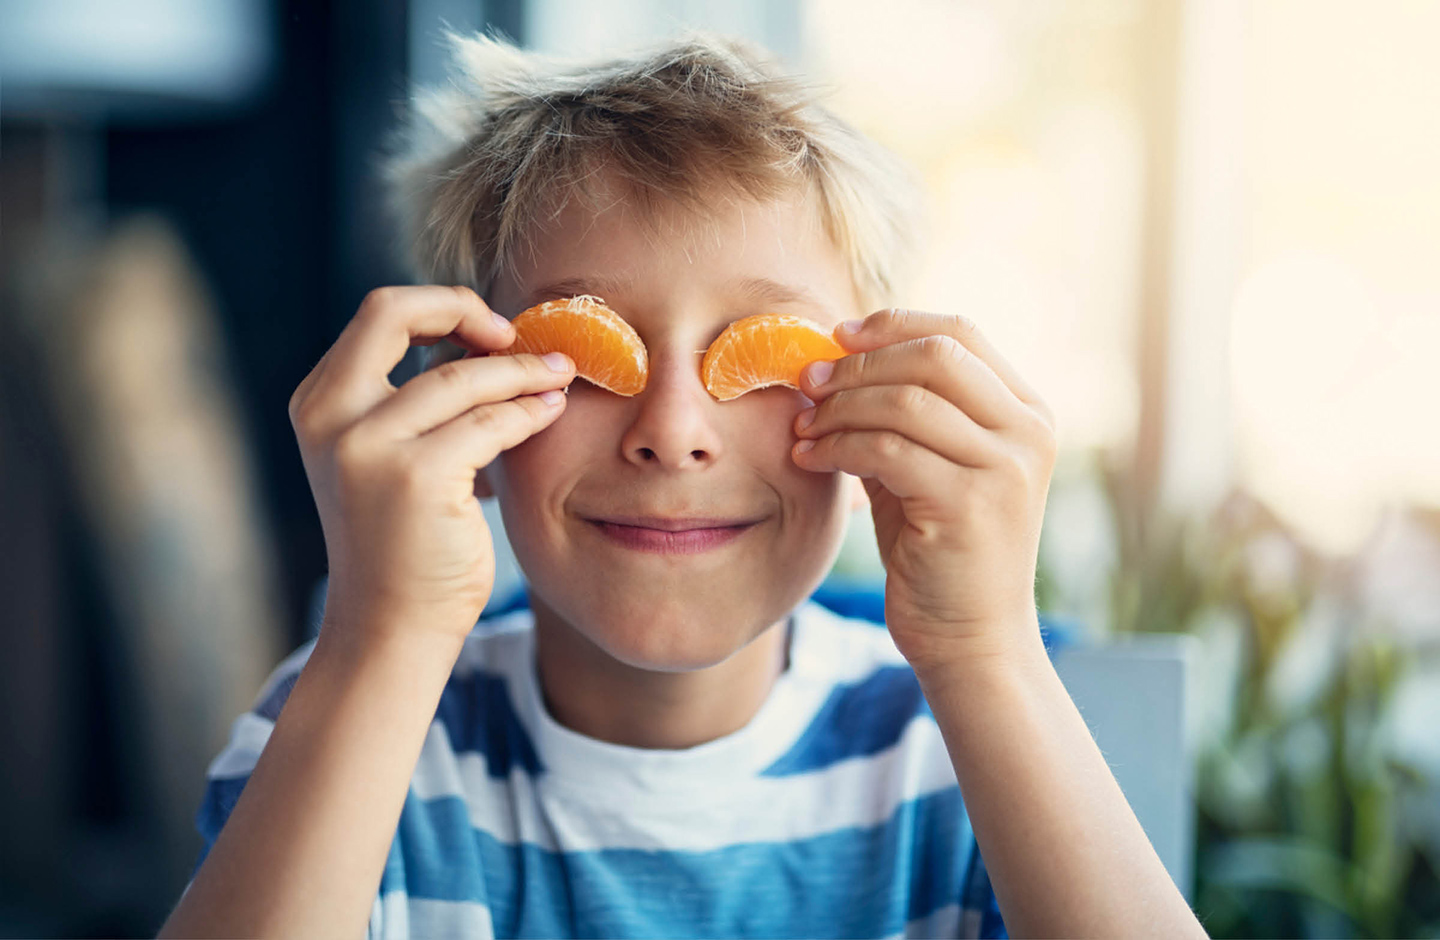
{"left": 701, "top": 313, "right": 846, "bottom": 401}
{"left": 505, "top": 295, "right": 648, "bottom": 396}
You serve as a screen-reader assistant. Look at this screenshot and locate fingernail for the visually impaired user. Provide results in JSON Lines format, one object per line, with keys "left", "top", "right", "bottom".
{"left": 492, "top": 312, "right": 512, "bottom": 331}
{"left": 794, "top": 439, "right": 815, "bottom": 454}
{"left": 538, "top": 389, "right": 565, "bottom": 405}
{"left": 807, "top": 360, "right": 834, "bottom": 386}
{"left": 796, "top": 407, "right": 816, "bottom": 431}
{"left": 542, "top": 352, "right": 571, "bottom": 372}
{"left": 839, "top": 319, "right": 864, "bottom": 334}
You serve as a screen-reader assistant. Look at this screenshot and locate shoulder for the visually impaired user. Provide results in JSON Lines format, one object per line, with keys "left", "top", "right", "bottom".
{"left": 429, "top": 609, "right": 544, "bottom": 777}
{"left": 795, "top": 599, "right": 909, "bottom": 674}
{"left": 792, "top": 601, "right": 919, "bottom": 712}
{"left": 451, "top": 607, "right": 535, "bottom": 680}
{"left": 197, "top": 610, "right": 538, "bottom": 855}
{"left": 760, "top": 602, "right": 933, "bottom": 778}
{"left": 212, "top": 609, "right": 537, "bottom": 775}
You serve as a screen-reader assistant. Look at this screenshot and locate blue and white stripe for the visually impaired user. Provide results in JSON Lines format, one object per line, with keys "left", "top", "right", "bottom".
{"left": 196, "top": 602, "right": 1005, "bottom": 938}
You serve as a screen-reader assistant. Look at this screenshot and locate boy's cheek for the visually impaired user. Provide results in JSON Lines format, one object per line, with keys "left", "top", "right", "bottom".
{"left": 737, "top": 387, "right": 815, "bottom": 443}
{"left": 846, "top": 475, "right": 869, "bottom": 512}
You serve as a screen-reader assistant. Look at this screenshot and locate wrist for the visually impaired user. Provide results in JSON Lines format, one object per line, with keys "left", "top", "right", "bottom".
{"left": 901, "top": 611, "right": 1051, "bottom": 694}
{"left": 313, "top": 609, "right": 468, "bottom": 685}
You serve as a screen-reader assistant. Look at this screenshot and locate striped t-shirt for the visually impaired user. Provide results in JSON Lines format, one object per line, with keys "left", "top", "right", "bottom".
{"left": 195, "top": 600, "right": 1006, "bottom": 938}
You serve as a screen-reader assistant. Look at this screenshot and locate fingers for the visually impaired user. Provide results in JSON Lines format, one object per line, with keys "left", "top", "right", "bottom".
{"left": 795, "top": 385, "right": 1004, "bottom": 469}
{"left": 792, "top": 425, "right": 960, "bottom": 503}
{"left": 803, "top": 334, "right": 1029, "bottom": 431}
{"left": 303, "top": 286, "right": 517, "bottom": 433}
{"left": 413, "top": 390, "right": 568, "bottom": 471}
{"left": 362, "top": 351, "right": 575, "bottom": 440}
{"left": 793, "top": 309, "right": 1059, "bottom": 507}
{"left": 834, "top": 309, "right": 1053, "bottom": 427}
{"left": 289, "top": 346, "right": 334, "bottom": 427}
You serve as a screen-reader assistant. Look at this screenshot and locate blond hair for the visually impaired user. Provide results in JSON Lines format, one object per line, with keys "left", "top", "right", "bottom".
{"left": 385, "top": 32, "right": 923, "bottom": 310}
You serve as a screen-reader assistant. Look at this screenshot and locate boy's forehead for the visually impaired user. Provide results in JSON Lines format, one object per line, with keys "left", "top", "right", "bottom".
{"left": 495, "top": 177, "right": 859, "bottom": 321}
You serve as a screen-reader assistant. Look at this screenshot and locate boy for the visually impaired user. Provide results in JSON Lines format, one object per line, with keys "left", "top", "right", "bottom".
{"left": 162, "top": 34, "right": 1205, "bottom": 939}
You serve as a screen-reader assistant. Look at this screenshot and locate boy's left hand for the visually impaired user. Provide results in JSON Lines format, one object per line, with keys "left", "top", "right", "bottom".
{"left": 793, "top": 308, "right": 1057, "bottom": 675}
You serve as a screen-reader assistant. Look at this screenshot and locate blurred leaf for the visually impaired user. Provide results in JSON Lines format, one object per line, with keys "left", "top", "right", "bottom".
{"left": 1204, "top": 835, "right": 1353, "bottom": 916}
{"left": 1037, "top": 469, "right": 1440, "bottom": 937}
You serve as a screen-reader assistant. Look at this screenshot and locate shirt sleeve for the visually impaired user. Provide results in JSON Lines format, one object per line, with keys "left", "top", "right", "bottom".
{"left": 192, "top": 640, "right": 413, "bottom": 939}
{"left": 189, "top": 643, "right": 311, "bottom": 872}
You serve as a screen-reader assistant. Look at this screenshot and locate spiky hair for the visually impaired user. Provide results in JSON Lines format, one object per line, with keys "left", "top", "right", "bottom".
{"left": 385, "top": 32, "right": 923, "bottom": 309}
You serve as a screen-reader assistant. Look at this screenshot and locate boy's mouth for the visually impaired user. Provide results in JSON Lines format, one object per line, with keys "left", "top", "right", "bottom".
{"left": 584, "top": 515, "right": 762, "bottom": 555}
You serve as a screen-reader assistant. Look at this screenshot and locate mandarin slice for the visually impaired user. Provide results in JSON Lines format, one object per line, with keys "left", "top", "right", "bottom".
{"left": 505, "top": 295, "right": 648, "bottom": 396}
{"left": 701, "top": 313, "right": 846, "bottom": 401}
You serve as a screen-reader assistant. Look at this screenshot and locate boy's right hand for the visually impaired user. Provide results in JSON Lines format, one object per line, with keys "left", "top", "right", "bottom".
{"left": 289, "top": 285, "right": 574, "bottom": 649}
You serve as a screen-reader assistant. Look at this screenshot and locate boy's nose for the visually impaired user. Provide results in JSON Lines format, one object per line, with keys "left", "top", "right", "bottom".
{"left": 619, "top": 353, "right": 723, "bottom": 470}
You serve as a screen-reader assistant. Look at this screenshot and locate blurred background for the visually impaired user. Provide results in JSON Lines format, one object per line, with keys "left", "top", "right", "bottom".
{"left": 2, "top": 0, "right": 1438, "bottom": 936}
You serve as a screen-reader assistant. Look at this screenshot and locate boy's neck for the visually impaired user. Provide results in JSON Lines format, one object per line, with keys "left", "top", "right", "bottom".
{"left": 529, "top": 599, "right": 792, "bottom": 750}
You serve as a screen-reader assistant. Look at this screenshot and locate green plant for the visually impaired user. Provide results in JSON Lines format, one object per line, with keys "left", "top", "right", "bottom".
{"left": 1037, "top": 451, "right": 1440, "bottom": 938}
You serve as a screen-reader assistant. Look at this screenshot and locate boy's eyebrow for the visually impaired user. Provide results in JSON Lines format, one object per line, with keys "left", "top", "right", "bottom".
{"left": 521, "top": 275, "right": 825, "bottom": 311}
{"left": 522, "top": 274, "right": 635, "bottom": 308}
{"left": 731, "top": 276, "right": 825, "bottom": 310}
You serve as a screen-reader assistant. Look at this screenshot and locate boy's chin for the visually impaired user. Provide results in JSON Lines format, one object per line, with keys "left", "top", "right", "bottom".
{"left": 535, "top": 593, "right": 783, "bottom": 674}
{"left": 592, "top": 622, "right": 764, "bottom": 674}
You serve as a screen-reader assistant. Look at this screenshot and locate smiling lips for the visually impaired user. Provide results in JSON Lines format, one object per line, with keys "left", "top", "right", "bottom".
{"left": 586, "top": 515, "right": 761, "bottom": 554}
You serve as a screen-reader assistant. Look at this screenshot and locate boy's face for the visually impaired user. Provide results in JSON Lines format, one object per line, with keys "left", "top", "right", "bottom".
{"left": 483, "top": 181, "right": 865, "bottom": 672}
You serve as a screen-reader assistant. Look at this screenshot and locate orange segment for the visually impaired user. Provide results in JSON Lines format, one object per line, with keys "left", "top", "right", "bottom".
{"left": 505, "top": 295, "right": 648, "bottom": 396}
{"left": 701, "top": 313, "right": 846, "bottom": 401}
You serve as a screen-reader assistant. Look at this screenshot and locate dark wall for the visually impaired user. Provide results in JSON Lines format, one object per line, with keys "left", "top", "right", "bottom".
{"left": 0, "top": 1, "right": 509, "bottom": 934}
{"left": 104, "top": 0, "right": 413, "bottom": 649}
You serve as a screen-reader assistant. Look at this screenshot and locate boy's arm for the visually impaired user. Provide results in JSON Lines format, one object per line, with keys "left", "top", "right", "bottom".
{"left": 162, "top": 286, "right": 575, "bottom": 937}
{"left": 794, "top": 309, "right": 1205, "bottom": 938}
{"left": 915, "top": 626, "right": 1202, "bottom": 938}
{"left": 160, "top": 626, "right": 463, "bottom": 939}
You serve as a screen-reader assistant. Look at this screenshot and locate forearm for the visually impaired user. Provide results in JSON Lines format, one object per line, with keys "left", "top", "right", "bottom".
{"left": 915, "top": 628, "right": 1205, "bottom": 939}
{"left": 160, "top": 622, "right": 464, "bottom": 939}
